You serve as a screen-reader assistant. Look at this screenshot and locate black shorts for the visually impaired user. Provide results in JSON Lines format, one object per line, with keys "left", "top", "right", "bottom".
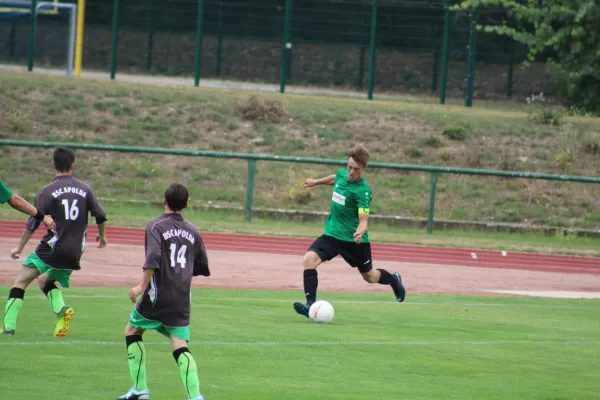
{"left": 308, "top": 234, "right": 373, "bottom": 273}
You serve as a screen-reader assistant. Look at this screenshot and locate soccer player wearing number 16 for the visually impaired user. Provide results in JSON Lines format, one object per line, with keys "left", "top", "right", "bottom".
{"left": 2, "top": 147, "right": 108, "bottom": 337}
{"left": 117, "top": 183, "right": 210, "bottom": 400}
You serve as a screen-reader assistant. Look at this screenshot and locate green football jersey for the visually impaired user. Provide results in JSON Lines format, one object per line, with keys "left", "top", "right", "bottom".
{"left": 0, "top": 180, "right": 13, "bottom": 204}
{"left": 323, "top": 168, "right": 372, "bottom": 243}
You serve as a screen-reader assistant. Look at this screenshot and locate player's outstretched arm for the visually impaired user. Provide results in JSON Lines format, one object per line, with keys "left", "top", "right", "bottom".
{"left": 7, "top": 194, "right": 56, "bottom": 229}
{"left": 96, "top": 221, "right": 108, "bottom": 248}
{"left": 304, "top": 174, "right": 336, "bottom": 187}
{"left": 129, "top": 268, "right": 154, "bottom": 303}
{"left": 353, "top": 214, "right": 369, "bottom": 244}
{"left": 10, "top": 228, "right": 34, "bottom": 260}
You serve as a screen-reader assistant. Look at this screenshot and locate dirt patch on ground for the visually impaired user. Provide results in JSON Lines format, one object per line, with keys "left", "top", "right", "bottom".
{"left": 1, "top": 240, "right": 598, "bottom": 298}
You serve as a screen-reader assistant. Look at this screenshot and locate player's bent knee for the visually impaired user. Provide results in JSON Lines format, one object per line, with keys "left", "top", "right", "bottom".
{"left": 303, "top": 251, "right": 322, "bottom": 269}
{"left": 37, "top": 275, "right": 49, "bottom": 289}
{"left": 125, "top": 323, "right": 143, "bottom": 336}
{"left": 169, "top": 335, "right": 188, "bottom": 351}
{"left": 361, "top": 271, "right": 379, "bottom": 283}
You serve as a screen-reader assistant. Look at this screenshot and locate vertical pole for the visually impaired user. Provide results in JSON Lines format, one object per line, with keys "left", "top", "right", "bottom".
{"left": 193, "top": 0, "right": 205, "bottom": 86}
{"left": 27, "top": 0, "right": 37, "bottom": 72}
{"left": 67, "top": 5, "right": 76, "bottom": 76}
{"left": 146, "top": 0, "right": 155, "bottom": 72}
{"left": 9, "top": 21, "right": 16, "bottom": 58}
{"left": 109, "top": 0, "right": 120, "bottom": 80}
{"left": 431, "top": 19, "right": 441, "bottom": 93}
{"left": 426, "top": 172, "right": 438, "bottom": 234}
{"left": 279, "top": 0, "right": 293, "bottom": 93}
{"left": 367, "top": 0, "right": 378, "bottom": 100}
{"left": 74, "top": 0, "right": 86, "bottom": 77}
{"left": 464, "top": 10, "right": 478, "bottom": 107}
{"left": 506, "top": 39, "right": 514, "bottom": 97}
{"left": 245, "top": 159, "right": 257, "bottom": 223}
{"left": 216, "top": 0, "right": 223, "bottom": 77}
{"left": 439, "top": 0, "right": 450, "bottom": 104}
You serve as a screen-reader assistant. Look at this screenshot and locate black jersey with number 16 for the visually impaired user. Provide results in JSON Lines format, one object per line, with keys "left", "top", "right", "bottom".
{"left": 26, "top": 175, "right": 107, "bottom": 271}
{"left": 135, "top": 213, "right": 210, "bottom": 327}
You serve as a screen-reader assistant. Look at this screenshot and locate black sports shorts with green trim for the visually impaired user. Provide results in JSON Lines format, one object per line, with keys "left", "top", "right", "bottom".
{"left": 308, "top": 234, "right": 373, "bottom": 273}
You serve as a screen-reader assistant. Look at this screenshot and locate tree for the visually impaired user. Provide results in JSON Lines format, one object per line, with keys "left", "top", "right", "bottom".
{"left": 454, "top": 0, "right": 600, "bottom": 114}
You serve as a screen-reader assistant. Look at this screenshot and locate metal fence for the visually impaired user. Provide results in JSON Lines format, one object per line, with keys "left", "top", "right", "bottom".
{"left": 3, "top": 139, "right": 599, "bottom": 234}
{"left": 0, "top": 0, "right": 555, "bottom": 104}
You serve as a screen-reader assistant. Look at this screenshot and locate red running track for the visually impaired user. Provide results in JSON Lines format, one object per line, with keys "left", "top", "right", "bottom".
{"left": 1, "top": 220, "right": 598, "bottom": 275}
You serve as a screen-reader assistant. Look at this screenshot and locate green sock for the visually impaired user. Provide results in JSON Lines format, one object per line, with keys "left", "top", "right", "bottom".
{"left": 174, "top": 348, "right": 201, "bottom": 399}
{"left": 3, "top": 288, "right": 25, "bottom": 331}
{"left": 46, "top": 288, "right": 65, "bottom": 314}
{"left": 126, "top": 336, "right": 148, "bottom": 391}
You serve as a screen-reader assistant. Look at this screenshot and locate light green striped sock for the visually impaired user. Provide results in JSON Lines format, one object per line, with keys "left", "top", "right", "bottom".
{"left": 127, "top": 338, "right": 148, "bottom": 391}
{"left": 175, "top": 350, "right": 201, "bottom": 399}
{"left": 46, "top": 288, "right": 65, "bottom": 314}
{"left": 3, "top": 294, "right": 24, "bottom": 331}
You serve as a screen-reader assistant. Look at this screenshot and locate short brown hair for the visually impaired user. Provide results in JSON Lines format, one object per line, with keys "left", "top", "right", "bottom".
{"left": 348, "top": 143, "right": 370, "bottom": 167}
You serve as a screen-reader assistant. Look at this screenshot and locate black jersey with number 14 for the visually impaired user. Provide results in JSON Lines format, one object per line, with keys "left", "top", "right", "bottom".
{"left": 135, "top": 213, "right": 210, "bottom": 327}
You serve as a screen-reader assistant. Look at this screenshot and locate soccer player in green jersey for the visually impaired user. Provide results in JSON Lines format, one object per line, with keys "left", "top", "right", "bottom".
{"left": 0, "top": 180, "right": 55, "bottom": 229}
{"left": 293, "top": 144, "right": 406, "bottom": 318}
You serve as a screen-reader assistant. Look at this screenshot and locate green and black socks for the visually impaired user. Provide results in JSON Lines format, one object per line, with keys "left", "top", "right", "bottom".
{"left": 3, "top": 287, "right": 25, "bottom": 331}
{"left": 125, "top": 335, "right": 148, "bottom": 391}
{"left": 43, "top": 282, "right": 65, "bottom": 314}
{"left": 174, "top": 347, "right": 201, "bottom": 399}
{"left": 124, "top": 336, "right": 201, "bottom": 399}
{"left": 3, "top": 284, "right": 67, "bottom": 332}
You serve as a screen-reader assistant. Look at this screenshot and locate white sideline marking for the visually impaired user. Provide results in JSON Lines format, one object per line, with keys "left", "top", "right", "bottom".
{"left": 484, "top": 290, "right": 600, "bottom": 299}
{"left": 0, "top": 339, "right": 597, "bottom": 347}
{"left": 22, "top": 295, "right": 600, "bottom": 310}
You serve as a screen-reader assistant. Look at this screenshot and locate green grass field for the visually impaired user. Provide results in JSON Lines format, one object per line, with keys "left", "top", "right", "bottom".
{"left": 0, "top": 286, "right": 598, "bottom": 400}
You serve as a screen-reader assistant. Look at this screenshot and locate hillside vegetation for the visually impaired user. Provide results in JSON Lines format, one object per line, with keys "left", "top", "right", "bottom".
{"left": 1, "top": 71, "right": 600, "bottom": 229}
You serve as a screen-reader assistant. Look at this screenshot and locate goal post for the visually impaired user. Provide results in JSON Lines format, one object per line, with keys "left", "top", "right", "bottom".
{"left": 0, "top": 0, "right": 85, "bottom": 76}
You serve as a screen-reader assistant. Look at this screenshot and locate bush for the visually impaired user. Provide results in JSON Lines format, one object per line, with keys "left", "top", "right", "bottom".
{"left": 0, "top": 104, "right": 32, "bottom": 133}
{"left": 555, "top": 150, "right": 574, "bottom": 172}
{"left": 420, "top": 135, "right": 443, "bottom": 148}
{"left": 404, "top": 147, "right": 423, "bottom": 158}
{"left": 581, "top": 136, "right": 600, "bottom": 155}
{"left": 288, "top": 186, "right": 313, "bottom": 204}
{"left": 442, "top": 126, "right": 468, "bottom": 141}
{"left": 235, "top": 96, "right": 284, "bottom": 123}
{"left": 438, "top": 148, "right": 453, "bottom": 162}
{"left": 552, "top": 63, "right": 600, "bottom": 116}
{"left": 530, "top": 108, "right": 563, "bottom": 126}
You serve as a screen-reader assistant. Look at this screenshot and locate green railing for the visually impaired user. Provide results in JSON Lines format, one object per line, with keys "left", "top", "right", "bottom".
{"left": 3, "top": 139, "right": 600, "bottom": 233}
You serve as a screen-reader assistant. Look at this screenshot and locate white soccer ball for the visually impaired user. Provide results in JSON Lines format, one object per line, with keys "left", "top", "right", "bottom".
{"left": 308, "top": 300, "right": 334, "bottom": 324}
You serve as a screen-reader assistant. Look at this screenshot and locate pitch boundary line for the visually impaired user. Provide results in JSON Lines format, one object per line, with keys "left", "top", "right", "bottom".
{"left": 0, "top": 339, "right": 597, "bottom": 346}
{"left": 20, "top": 294, "right": 600, "bottom": 310}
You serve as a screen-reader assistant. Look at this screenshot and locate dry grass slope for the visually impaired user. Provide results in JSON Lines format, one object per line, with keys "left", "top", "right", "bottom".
{"left": 1, "top": 71, "right": 600, "bottom": 229}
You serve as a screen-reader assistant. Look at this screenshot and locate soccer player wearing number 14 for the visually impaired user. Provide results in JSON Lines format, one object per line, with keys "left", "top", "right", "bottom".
{"left": 2, "top": 147, "right": 108, "bottom": 337}
{"left": 117, "top": 183, "right": 210, "bottom": 400}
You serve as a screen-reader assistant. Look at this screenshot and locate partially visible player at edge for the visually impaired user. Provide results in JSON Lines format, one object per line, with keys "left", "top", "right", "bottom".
{"left": 0, "top": 180, "right": 56, "bottom": 229}
{"left": 293, "top": 143, "right": 406, "bottom": 318}
{"left": 1, "top": 147, "right": 108, "bottom": 337}
{"left": 117, "top": 183, "right": 210, "bottom": 400}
